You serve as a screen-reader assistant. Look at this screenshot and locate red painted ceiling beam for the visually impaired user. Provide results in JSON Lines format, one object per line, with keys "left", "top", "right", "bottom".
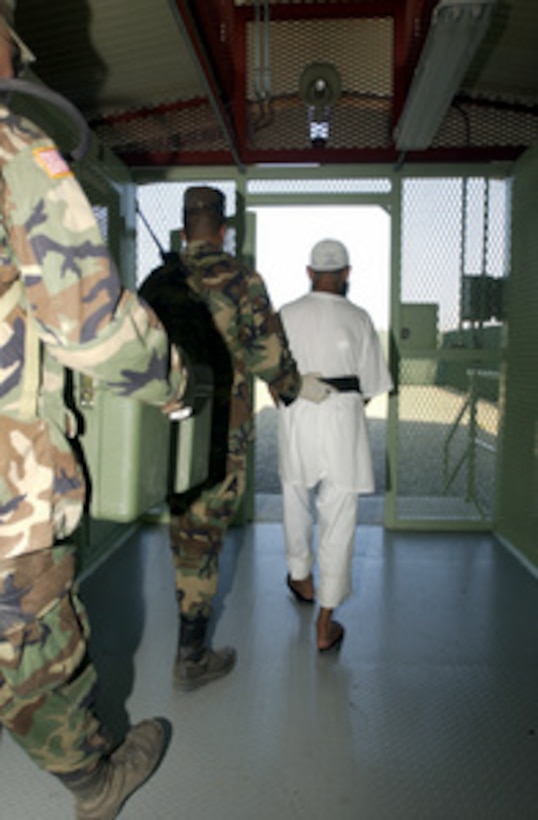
{"left": 119, "top": 145, "right": 523, "bottom": 169}
{"left": 187, "top": 1, "right": 237, "bottom": 101}
{"left": 171, "top": 1, "right": 257, "bottom": 169}
{"left": 236, "top": 1, "right": 398, "bottom": 23}
{"left": 169, "top": 0, "right": 244, "bottom": 170}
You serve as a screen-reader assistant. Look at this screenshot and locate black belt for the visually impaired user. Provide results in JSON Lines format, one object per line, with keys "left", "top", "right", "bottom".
{"left": 320, "top": 376, "right": 361, "bottom": 393}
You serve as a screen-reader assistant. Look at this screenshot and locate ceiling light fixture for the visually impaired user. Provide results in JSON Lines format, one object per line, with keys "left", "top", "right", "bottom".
{"left": 394, "top": 0, "right": 497, "bottom": 152}
{"left": 299, "top": 62, "right": 342, "bottom": 148}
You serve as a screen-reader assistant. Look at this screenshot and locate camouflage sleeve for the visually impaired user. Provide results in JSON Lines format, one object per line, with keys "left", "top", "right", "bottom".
{"left": 238, "top": 267, "right": 301, "bottom": 404}
{"left": 1, "top": 117, "right": 187, "bottom": 406}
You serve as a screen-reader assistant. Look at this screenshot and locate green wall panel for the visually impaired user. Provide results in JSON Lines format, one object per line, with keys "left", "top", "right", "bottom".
{"left": 497, "top": 144, "right": 538, "bottom": 569}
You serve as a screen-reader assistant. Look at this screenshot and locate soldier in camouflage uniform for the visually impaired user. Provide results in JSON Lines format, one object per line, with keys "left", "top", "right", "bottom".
{"left": 0, "top": 5, "right": 190, "bottom": 817}
{"left": 140, "top": 186, "right": 331, "bottom": 692}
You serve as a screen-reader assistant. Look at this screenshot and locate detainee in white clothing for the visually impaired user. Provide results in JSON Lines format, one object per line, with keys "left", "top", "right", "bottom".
{"left": 278, "top": 238, "right": 392, "bottom": 651}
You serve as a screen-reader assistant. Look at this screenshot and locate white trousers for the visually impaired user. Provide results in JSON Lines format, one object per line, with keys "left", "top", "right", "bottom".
{"left": 282, "top": 479, "right": 358, "bottom": 609}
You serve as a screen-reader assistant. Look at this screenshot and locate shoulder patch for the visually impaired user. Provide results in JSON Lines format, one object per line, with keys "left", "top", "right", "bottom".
{"left": 33, "top": 147, "right": 73, "bottom": 179}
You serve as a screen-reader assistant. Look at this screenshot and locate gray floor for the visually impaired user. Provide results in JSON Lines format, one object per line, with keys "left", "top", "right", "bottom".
{"left": 2, "top": 513, "right": 538, "bottom": 820}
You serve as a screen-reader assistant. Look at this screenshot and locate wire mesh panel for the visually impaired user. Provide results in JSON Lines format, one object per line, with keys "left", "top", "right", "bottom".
{"left": 92, "top": 100, "right": 231, "bottom": 160}
{"left": 246, "top": 16, "right": 393, "bottom": 151}
{"left": 432, "top": 101, "right": 538, "bottom": 150}
{"left": 395, "top": 176, "right": 508, "bottom": 525}
{"left": 247, "top": 177, "right": 391, "bottom": 195}
{"left": 396, "top": 377, "right": 500, "bottom": 522}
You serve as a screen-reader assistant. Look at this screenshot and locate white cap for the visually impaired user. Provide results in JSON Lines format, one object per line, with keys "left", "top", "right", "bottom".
{"left": 309, "top": 239, "right": 349, "bottom": 272}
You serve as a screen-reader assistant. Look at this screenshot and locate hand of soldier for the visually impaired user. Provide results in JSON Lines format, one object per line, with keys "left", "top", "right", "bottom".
{"left": 162, "top": 344, "right": 194, "bottom": 419}
{"left": 298, "top": 372, "right": 335, "bottom": 403}
{"left": 166, "top": 404, "right": 194, "bottom": 421}
{"left": 160, "top": 394, "right": 193, "bottom": 419}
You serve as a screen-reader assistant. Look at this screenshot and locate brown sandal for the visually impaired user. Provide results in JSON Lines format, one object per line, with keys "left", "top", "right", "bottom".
{"left": 318, "top": 622, "right": 345, "bottom": 653}
{"left": 286, "top": 574, "right": 315, "bottom": 604}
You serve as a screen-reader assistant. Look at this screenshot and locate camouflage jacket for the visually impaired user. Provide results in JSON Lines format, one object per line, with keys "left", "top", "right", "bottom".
{"left": 0, "top": 105, "right": 187, "bottom": 559}
{"left": 178, "top": 240, "right": 301, "bottom": 455}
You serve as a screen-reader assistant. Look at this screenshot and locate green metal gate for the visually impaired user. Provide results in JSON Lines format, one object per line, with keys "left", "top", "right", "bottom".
{"left": 134, "top": 165, "right": 511, "bottom": 532}
{"left": 386, "top": 171, "right": 510, "bottom": 530}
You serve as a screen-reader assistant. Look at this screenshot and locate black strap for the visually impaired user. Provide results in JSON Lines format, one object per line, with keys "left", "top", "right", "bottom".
{"left": 320, "top": 376, "right": 361, "bottom": 393}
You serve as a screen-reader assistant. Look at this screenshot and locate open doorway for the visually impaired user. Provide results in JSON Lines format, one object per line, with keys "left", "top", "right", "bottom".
{"left": 251, "top": 204, "right": 391, "bottom": 524}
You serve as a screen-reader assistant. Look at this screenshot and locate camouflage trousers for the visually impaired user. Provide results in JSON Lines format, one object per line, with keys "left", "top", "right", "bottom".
{"left": 0, "top": 545, "right": 109, "bottom": 774}
{"left": 170, "top": 453, "right": 246, "bottom": 619}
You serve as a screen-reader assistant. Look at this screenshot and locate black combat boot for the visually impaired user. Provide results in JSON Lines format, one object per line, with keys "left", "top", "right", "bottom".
{"left": 174, "top": 613, "right": 236, "bottom": 691}
{"left": 59, "top": 719, "right": 169, "bottom": 820}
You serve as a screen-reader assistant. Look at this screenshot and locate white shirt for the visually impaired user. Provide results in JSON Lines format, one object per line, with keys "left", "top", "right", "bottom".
{"left": 278, "top": 291, "right": 393, "bottom": 492}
